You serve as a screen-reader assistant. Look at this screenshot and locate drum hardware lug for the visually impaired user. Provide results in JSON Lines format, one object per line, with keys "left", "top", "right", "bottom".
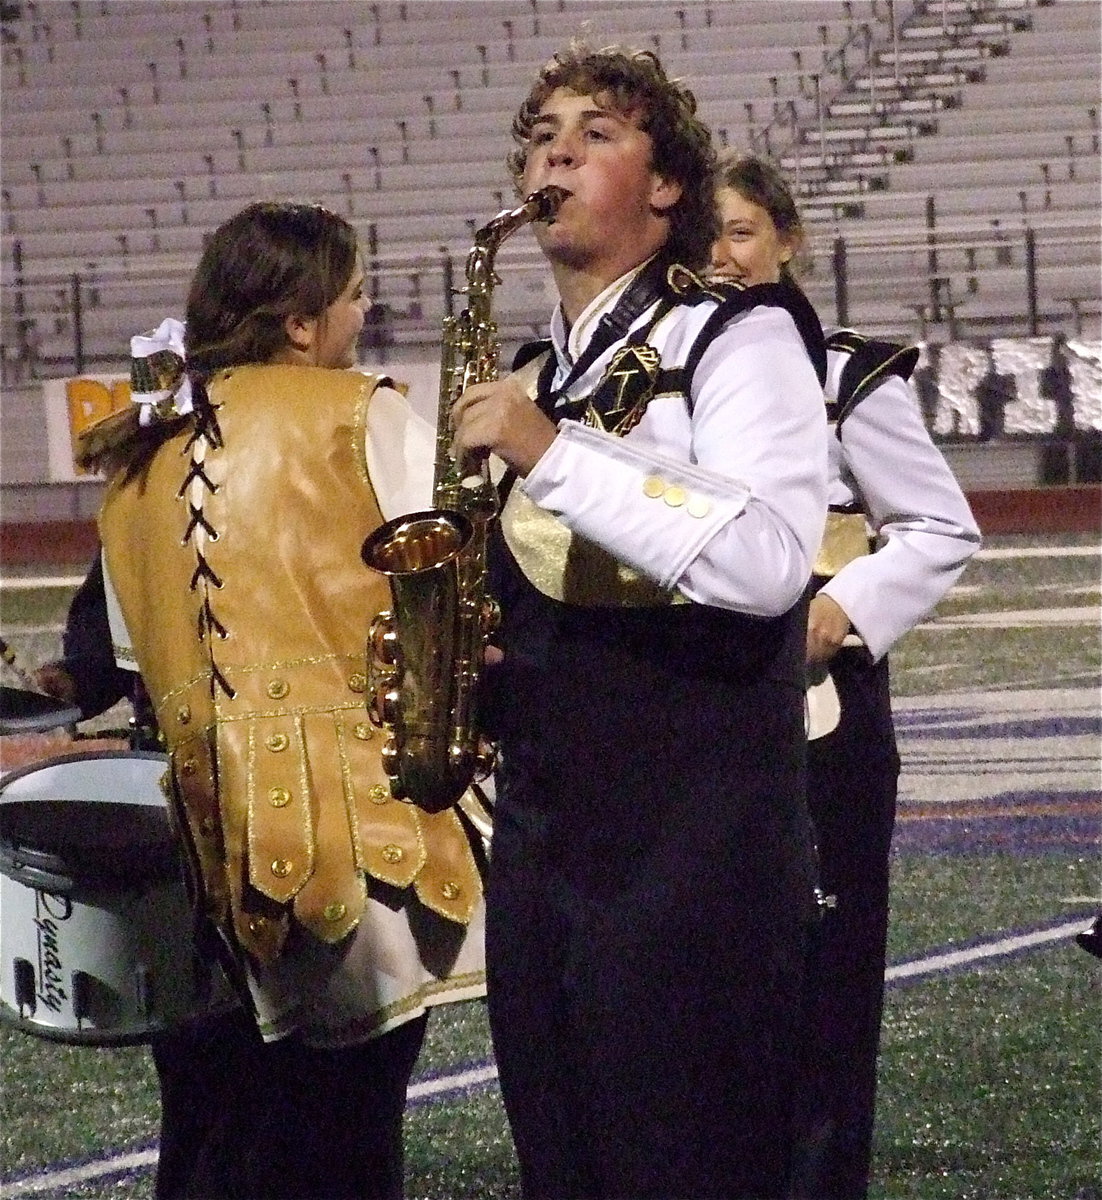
{"left": 128, "top": 716, "right": 162, "bottom": 753}
{"left": 134, "top": 964, "right": 154, "bottom": 1019}
{"left": 70, "top": 970, "right": 92, "bottom": 1027}
{"left": 13, "top": 958, "right": 36, "bottom": 1016}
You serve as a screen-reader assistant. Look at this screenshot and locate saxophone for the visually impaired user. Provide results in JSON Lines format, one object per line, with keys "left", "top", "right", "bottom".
{"left": 361, "top": 185, "right": 567, "bottom": 812}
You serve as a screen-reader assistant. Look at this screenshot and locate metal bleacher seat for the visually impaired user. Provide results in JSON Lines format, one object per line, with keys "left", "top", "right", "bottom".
{"left": 951, "top": 75, "right": 1097, "bottom": 110}
{"left": 925, "top": 101, "right": 1095, "bottom": 137}
{"left": 856, "top": 179, "right": 1101, "bottom": 222}
{"left": 891, "top": 152, "right": 1100, "bottom": 191}
{"left": 2, "top": 0, "right": 1098, "bottom": 368}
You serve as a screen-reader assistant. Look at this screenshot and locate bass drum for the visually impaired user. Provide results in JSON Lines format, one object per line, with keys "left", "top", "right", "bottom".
{"left": 0, "top": 749, "right": 235, "bottom": 1045}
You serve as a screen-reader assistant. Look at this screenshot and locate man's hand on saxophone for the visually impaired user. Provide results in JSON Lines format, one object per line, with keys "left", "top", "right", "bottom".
{"left": 450, "top": 374, "right": 557, "bottom": 480}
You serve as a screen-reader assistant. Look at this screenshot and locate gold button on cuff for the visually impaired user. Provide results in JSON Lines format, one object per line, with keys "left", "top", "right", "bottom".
{"left": 686, "top": 495, "right": 712, "bottom": 519}
{"left": 353, "top": 722, "right": 373, "bottom": 741}
{"left": 441, "top": 881, "right": 461, "bottom": 901}
{"left": 248, "top": 916, "right": 266, "bottom": 935}
{"left": 266, "top": 679, "right": 289, "bottom": 700}
{"left": 268, "top": 786, "right": 292, "bottom": 808}
{"left": 347, "top": 673, "right": 367, "bottom": 694}
{"left": 271, "top": 858, "right": 292, "bottom": 878}
{"left": 642, "top": 475, "right": 666, "bottom": 499}
{"left": 180, "top": 759, "right": 196, "bottom": 776}
{"left": 381, "top": 844, "right": 404, "bottom": 864}
{"left": 369, "top": 783, "right": 390, "bottom": 803}
{"left": 323, "top": 902, "right": 347, "bottom": 923}
{"left": 663, "top": 485, "right": 687, "bottom": 508}
{"left": 265, "top": 733, "right": 289, "bottom": 752}
{"left": 177, "top": 705, "right": 192, "bottom": 725}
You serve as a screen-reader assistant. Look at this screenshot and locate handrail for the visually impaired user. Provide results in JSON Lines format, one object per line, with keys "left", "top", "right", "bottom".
{"left": 5, "top": 217, "right": 1096, "bottom": 288}
{"left": 829, "top": 228, "right": 1099, "bottom": 255}
{"left": 2, "top": 217, "right": 1098, "bottom": 377}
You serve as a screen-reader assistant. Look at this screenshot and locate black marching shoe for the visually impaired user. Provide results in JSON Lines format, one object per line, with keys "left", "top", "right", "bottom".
{"left": 1074, "top": 914, "right": 1102, "bottom": 960}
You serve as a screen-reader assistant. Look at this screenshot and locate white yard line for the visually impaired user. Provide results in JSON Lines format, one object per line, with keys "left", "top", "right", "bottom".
{"left": 884, "top": 919, "right": 1092, "bottom": 982}
{"left": 0, "top": 576, "right": 84, "bottom": 591}
{"left": 3, "top": 918, "right": 1091, "bottom": 1197}
{"left": 1, "top": 1148, "right": 159, "bottom": 1198}
{"left": 974, "top": 545, "right": 1099, "bottom": 561}
{"left": 918, "top": 606, "right": 1099, "bottom": 628}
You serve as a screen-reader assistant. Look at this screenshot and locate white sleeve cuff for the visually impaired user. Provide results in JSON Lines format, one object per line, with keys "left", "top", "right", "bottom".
{"left": 102, "top": 550, "right": 139, "bottom": 673}
{"left": 521, "top": 421, "right": 749, "bottom": 590}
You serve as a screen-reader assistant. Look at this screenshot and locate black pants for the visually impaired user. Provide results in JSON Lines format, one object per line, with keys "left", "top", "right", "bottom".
{"left": 486, "top": 804, "right": 811, "bottom": 1200}
{"left": 152, "top": 1007, "right": 427, "bottom": 1200}
{"left": 484, "top": 583, "right": 816, "bottom": 1198}
{"left": 792, "top": 650, "right": 899, "bottom": 1200}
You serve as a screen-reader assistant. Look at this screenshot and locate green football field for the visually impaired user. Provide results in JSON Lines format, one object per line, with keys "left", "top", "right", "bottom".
{"left": 0, "top": 532, "right": 1099, "bottom": 1199}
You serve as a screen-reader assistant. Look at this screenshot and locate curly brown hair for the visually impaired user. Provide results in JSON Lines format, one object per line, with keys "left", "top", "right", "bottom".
{"left": 507, "top": 41, "right": 718, "bottom": 272}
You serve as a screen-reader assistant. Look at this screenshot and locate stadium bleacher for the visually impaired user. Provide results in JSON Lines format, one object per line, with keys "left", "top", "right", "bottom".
{"left": 1, "top": 0, "right": 1099, "bottom": 368}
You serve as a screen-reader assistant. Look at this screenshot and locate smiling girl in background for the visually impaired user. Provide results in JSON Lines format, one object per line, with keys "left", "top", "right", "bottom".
{"left": 712, "top": 152, "right": 981, "bottom": 1200}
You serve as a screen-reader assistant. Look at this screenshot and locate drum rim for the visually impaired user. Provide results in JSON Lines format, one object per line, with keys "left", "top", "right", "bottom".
{"left": 0, "top": 685, "right": 82, "bottom": 734}
{"left": 0, "top": 747, "right": 169, "bottom": 789}
{"left": 0, "top": 1001, "right": 174, "bottom": 1046}
{"left": 0, "top": 995, "right": 242, "bottom": 1047}
{"left": 0, "top": 749, "right": 177, "bottom": 888}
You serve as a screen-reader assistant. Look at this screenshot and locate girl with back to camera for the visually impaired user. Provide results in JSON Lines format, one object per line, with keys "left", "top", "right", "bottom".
{"left": 710, "top": 153, "right": 981, "bottom": 1200}
{"left": 81, "top": 201, "right": 487, "bottom": 1200}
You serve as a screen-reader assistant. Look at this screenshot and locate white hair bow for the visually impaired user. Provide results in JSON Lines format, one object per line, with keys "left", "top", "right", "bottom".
{"left": 129, "top": 317, "right": 193, "bottom": 425}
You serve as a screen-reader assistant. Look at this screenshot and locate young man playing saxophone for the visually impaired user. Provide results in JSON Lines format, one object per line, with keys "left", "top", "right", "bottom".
{"left": 450, "top": 41, "right": 830, "bottom": 1200}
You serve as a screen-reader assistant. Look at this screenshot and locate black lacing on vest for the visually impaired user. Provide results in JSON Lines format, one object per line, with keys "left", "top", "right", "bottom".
{"left": 179, "top": 381, "right": 235, "bottom": 700}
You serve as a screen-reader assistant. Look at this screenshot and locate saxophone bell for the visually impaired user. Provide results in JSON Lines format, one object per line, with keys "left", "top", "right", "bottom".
{"left": 362, "top": 509, "right": 495, "bottom": 813}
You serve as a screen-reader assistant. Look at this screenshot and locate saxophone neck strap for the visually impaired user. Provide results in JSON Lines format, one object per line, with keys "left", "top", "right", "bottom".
{"left": 679, "top": 280, "right": 827, "bottom": 402}
{"left": 541, "top": 256, "right": 671, "bottom": 413}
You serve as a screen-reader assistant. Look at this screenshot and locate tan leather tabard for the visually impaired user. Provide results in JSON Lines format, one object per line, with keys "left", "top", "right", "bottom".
{"left": 99, "top": 365, "right": 481, "bottom": 964}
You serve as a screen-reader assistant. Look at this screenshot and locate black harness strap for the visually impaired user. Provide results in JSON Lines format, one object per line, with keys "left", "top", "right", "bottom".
{"left": 680, "top": 281, "right": 827, "bottom": 414}
{"left": 827, "top": 330, "right": 919, "bottom": 431}
{"left": 512, "top": 270, "right": 827, "bottom": 429}
{"left": 512, "top": 257, "right": 671, "bottom": 419}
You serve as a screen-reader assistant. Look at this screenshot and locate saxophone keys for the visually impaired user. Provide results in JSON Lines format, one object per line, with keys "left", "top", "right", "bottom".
{"left": 480, "top": 596, "right": 500, "bottom": 638}
{"left": 474, "top": 740, "right": 497, "bottom": 781}
{"left": 369, "top": 612, "right": 398, "bottom": 664}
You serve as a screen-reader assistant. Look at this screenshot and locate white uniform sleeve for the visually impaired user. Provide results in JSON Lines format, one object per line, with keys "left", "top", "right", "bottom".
{"left": 364, "top": 385, "right": 436, "bottom": 520}
{"left": 522, "top": 306, "right": 828, "bottom": 616}
{"left": 821, "top": 373, "right": 982, "bottom": 660}
{"left": 102, "top": 549, "right": 139, "bottom": 673}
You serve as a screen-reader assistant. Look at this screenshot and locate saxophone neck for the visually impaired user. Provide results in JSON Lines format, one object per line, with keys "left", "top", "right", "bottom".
{"left": 434, "top": 187, "right": 567, "bottom": 508}
{"left": 464, "top": 244, "right": 496, "bottom": 301}
{"left": 469, "top": 186, "right": 569, "bottom": 279}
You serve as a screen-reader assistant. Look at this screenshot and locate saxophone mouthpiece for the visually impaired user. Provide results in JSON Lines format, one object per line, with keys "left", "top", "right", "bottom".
{"left": 529, "top": 185, "right": 570, "bottom": 223}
